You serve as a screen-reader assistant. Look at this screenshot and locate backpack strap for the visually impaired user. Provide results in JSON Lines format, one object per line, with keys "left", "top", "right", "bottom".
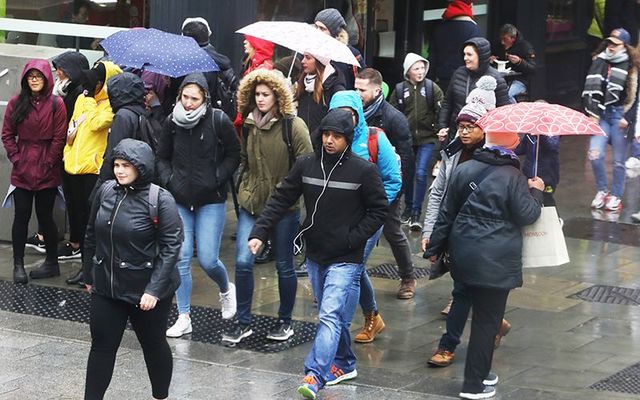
{"left": 425, "top": 79, "right": 435, "bottom": 110}
{"left": 461, "top": 165, "right": 498, "bottom": 205}
{"left": 395, "top": 82, "right": 405, "bottom": 112}
{"left": 367, "top": 127, "right": 380, "bottom": 164}
{"left": 282, "top": 116, "right": 295, "bottom": 169}
{"left": 148, "top": 183, "right": 160, "bottom": 228}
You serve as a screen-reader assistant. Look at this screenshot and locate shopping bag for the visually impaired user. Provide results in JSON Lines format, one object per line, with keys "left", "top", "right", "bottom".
{"left": 521, "top": 206, "right": 570, "bottom": 268}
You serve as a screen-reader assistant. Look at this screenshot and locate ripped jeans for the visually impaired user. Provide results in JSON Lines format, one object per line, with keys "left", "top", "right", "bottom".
{"left": 589, "top": 106, "right": 630, "bottom": 198}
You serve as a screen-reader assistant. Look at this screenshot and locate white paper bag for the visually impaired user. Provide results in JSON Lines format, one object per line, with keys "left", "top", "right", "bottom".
{"left": 522, "top": 206, "right": 570, "bottom": 268}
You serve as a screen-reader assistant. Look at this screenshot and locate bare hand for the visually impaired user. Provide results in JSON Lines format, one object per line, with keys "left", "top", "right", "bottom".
{"left": 507, "top": 54, "right": 521, "bottom": 64}
{"left": 248, "top": 238, "right": 264, "bottom": 255}
{"left": 428, "top": 255, "right": 438, "bottom": 263}
{"left": 528, "top": 177, "right": 545, "bottom": 191}
{"left": 139, "top": 293, "right": 158, "bottom": 311}
{"left": 619, "top": 118, "right": 629, "bottom": 129}
{"left": 489, "top": 55, "right": 498, "bottom": 63}
{"left": 85, "top": 284, "right": 92, "bottom": 292}
{"left": 437, "top": 128, "right": 449, "bottom": 142}
{"left": 421, "top": 238, "right": 429, "bottom": 252}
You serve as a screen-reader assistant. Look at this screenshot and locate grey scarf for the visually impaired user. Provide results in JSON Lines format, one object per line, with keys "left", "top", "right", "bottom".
{"left": 363, "top": 93, "right": 385, "bottom": 121}
{"left": 251, "top": 108, "right": 277, "bottom": 129}
{"left": 172, "top": 101, "right": 208, "bottom": 129}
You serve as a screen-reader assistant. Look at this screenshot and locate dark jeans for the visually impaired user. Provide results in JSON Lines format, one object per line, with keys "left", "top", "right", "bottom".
{"left": 438, "top": 281, "right": 472, "bottom": 352}
{"left": 404, "top": 143, "right": 436, "bottom": 216}
{"left": 12, "top": 187, "right": 58, "bottom": 260}
{"left": 462, "top": 286, "right": 509, "bottom": 394}
{"left": 62, "top": 172, "right": 98, "bottom": 244}
{"left": 85, "top": 294, "right": 173, "bottom": 400}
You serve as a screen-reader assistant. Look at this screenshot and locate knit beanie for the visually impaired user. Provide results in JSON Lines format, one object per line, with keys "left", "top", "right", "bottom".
{"left": 182, "top": 17, "right": 212, "bottom": 46}
{"left": 456, "top": 75, "right": 496, "bottom": 123}
{"left": 403, "top": 53, "right": 429, "bottom": 78}
{"left": 315, "top": 8, "right": 346, "bottom": 37}
{"left": 442, "top": 0, "right": 474, "bottom": 20}
{"left": 485, "top": 132, "right": 520, "bottom": 150}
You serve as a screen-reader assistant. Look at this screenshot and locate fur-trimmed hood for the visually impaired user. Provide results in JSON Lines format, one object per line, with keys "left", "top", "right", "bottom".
{"left": 237, "top": 69, "right": 294, "bottom": 118}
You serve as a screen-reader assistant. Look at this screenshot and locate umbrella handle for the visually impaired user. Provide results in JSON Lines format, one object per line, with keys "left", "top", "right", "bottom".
{"left": 534, "top": 134, "right": 539, "bottom": 178}
{"left": 287, "top": 51, "right": 298, "bottom": 79}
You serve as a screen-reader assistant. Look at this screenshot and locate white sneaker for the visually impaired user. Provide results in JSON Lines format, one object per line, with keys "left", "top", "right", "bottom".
{"left": 166, "top": 314, "right": 192, "bottom": 338}
{"left": 625, "top": 156, "right": 640, "bottom": 169}
{"left": 631, "top": 211, "right": 640, "bottom": 222}
{"left": 220, "top": 282, "right": 237, "bottom": 320}
{"left": 590, "top": 191, "right": 609, "bottom": 209}
{"left": 604, "top": 195, "right": 622, "bottom": 211}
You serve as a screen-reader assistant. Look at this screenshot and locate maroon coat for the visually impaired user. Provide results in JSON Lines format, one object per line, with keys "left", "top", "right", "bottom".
{"left": 2, "top": 59, "right": 67, "bottom": 191}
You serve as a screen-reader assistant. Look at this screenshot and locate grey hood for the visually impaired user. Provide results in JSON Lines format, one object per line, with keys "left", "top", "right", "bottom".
{"left": 179, "top": 72, "right": 210, "bottom": 103}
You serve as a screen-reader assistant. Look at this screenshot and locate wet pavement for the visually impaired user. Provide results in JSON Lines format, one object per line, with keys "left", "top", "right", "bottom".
{"left": 2, "top": 136, "right": 640, "bottom": 399}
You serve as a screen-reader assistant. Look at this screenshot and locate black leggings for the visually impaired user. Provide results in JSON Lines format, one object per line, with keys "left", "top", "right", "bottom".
{"left": 85, "top": 294, "right": 173, "bottom": 400}
{"left": 62, "top": 172, "right": 98, "bottom": 244}
{"left": 12, "top": 187, "right": 58, "bottom": 260}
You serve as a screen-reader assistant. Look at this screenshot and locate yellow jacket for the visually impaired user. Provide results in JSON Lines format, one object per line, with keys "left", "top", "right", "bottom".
{"left": 64, "top": 61, "right": 122, "bottom": 175}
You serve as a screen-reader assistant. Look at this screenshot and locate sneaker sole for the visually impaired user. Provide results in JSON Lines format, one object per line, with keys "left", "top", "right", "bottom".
{"left": 221, "top": 329, "right": 253, "bottom": 344}
{"left": 266, "top": 329, "right": 294, "bottom": 341}
{"left": 459, "top": 387, "right": 496, "bottom": 399}
{"left": 483, "top": 376, "right": 499, "bottom": 386}
{"left": 297, "top": 385, "right": 317, "bottom": 399}
{"left": 25, "top": 244, "right": 47, "bottom": 254}
{"left": 58, "top": 253, "right": 82, "bottom": 260}
{"left": 166, "top": 326, "right": 192, "bottom": 338}
{"left": 325, "top": 369, "right": 357, "bottom": 386}
{"left": 409, "top": 224, "right": 422, "bottom": 231}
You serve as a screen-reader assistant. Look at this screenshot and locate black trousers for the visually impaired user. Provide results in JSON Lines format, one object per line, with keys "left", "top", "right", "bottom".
{"left": 12, "top": 187, "right": 58, "bottom": 260}
{"left": 62, "top": 172, "right": 98, "bottom": 244}
{"left": 85, "top": 294, "right": 173, "bottom": 400}
{"left": 462, "top": 286, "right": 510, "bottom": 393}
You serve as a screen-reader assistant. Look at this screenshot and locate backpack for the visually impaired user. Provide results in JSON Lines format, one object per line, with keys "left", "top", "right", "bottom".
{"left": 367, "top": 126, "right": 402, "bottom": 175}
{"left": 214, "top": 70, "right": 237, "bottom": 121}
{"left": 133, "top": 113, "right": 162, "bottom": 154}
{"left": 242, "top": 116, "right": 296, "bottom": 169}
{"left": 395, "top": 79, "right": 434, "bottom": 113}
{"left": 98, "top": 180, "right": 161, "bottom": 228}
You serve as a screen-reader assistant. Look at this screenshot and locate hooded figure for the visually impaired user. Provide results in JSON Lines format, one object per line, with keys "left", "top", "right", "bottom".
{"left": 241, "top": 35, "right": 275, "bottom": 77}
{"left": 51, "top": 51, "right": 89, "bottom": 123}
{"left": 437, "top": 37, "right": 511, "bottom": 140}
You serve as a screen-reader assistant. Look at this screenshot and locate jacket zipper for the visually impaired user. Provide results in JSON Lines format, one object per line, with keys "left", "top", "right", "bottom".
{"left": 189, "top": 128, "right": 194, "bottom": 211}
{"left": 414, "top": 84, "right": 418, "bottom": 137}
{"left": 110, "top": 189, "right": 128, "bottom": 297}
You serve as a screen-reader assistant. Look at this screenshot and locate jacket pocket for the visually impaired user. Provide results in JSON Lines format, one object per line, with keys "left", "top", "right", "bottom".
{"left": 115, "top": 260, "right": 154, "bottom": 296}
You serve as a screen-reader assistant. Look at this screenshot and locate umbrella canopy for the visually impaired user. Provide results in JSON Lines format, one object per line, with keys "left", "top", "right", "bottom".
{"left": 236, "top": 21, "right": 359, "bottom": 66}
{"left": 101, "top": 28, "right": 219, "bottom": 78}
{"left": 476, "top": 102, "right": 606, "bottom": 136}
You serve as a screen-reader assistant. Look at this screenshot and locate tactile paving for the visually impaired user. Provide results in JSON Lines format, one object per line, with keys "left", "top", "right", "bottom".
{"left": 568, "top": 284, "right": 640, "bottom": 306}
{"left": 0, "top": 280, "right": 316, "bottom": 353}
{"left": 366, "top": 263, "right": 430, "bottom": 280}
{"left": 590, "top": 362, "right": 640, "bottom": 394}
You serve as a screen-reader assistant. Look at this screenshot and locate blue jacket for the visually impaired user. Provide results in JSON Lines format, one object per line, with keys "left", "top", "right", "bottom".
{"left": 329, "top": 91, "right": 402, "bottom": 203}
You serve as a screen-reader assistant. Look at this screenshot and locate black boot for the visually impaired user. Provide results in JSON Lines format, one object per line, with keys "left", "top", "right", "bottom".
{"left": 13, "top": 258, "right": 27, "bottom": 284}
{"left": 254, "top": 240, "right": 275, "bottom": 264}
{"left": 65, "top": 268, "right": 85, "bottom": 286}
{"left": 29, "top": 259, "right": 60, "bottom": 279}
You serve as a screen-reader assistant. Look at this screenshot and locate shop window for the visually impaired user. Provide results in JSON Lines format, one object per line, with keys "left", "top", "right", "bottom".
{"left": 546, "top": 0, "right": 579, "bottom": 41}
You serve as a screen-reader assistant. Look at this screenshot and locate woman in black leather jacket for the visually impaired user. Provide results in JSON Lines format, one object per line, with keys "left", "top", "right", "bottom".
{"left": 83, "top": 138, "right": 183, "bottom": 400}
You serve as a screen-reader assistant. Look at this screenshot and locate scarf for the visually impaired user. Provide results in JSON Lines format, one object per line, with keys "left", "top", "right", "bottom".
{"left": 304, "top": 74, "right": 317, "bottom": 93}
{"left": 582, "top": 50, "right": 629, "bottom": 117}
{"left": 251, "top": 108, "right": 277, "bottom": 129}
{"left": 172, "top": 101, "right": 208, "bottom": 129}
{"left": 53, "top": 78, "right": 71, "bottom": 97}
{"left": 363, "top": 93, "right": 385, "bottom": 121}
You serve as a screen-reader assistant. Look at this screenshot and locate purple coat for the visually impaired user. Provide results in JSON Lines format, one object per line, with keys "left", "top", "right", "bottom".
{"left": 2, "top": 59, "right": 67, "bottom": 191}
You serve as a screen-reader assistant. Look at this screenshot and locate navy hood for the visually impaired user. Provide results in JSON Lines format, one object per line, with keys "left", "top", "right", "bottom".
{"left": 107, "top": 72, "right": 145, "bottom": 112}
{"left": 52, "top": 51, "right": 89, "bottom": 83}
{"left": 112, "top": 138, "right": 155, "bottom": 186}
{"left": 464, "top": 37, "right": 492, "bottom": 75}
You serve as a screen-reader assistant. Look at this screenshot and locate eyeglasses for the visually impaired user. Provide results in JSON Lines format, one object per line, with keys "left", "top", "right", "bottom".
{"left": 27, "top": 74, "right": 44, "bottom": 81}
{"left": 458, "top": 123, "right": 478, "bottom": 132}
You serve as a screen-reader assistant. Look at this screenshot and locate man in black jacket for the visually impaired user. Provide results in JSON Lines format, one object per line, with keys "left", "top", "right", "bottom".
{"left": 490, "top": 24, "right": 536, "bottom": 102}
{"left": 248, "top": 109, "right": 388, "bottom": 399}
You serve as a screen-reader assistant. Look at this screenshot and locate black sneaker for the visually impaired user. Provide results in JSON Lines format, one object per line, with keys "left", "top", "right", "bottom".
{"left": 459, "top": 385, "right": 496, "bottom": 399}
{"left": 221, "top": 324, "right": 253, "bottom": 344}
{"left": 266, "top": 320, "right": 294, "bottom": 341}
{"left": 482, "top": 372, "right": 498, "bottom": 386}
{"left": 400, "top": 209, "right": 412, "bottom": 224}
{"left": 58, "top": 242, "right": 81, "bottom": 260}
{"left": 25, "top": 233, "right": 46, "bottom": 254}
{"left": 409, "top": 215, "right": 422, "bottom": 231}
{"left": 295, "top": 261, "right": 308, "bottom": 277}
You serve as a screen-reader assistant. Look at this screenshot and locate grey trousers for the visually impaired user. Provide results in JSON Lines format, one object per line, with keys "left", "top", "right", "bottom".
{"left": 383, "top": 198, "right": 415, "bottom": 280}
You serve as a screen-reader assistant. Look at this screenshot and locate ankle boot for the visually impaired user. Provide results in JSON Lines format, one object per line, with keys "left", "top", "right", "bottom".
{"left": 65, "top": 268, "right": 85, "bottom": 286}
{"left": 29, "top": 259, "right": 60, "bottom": 279}
{"left": 13, "top": 258, "right": 27, "bottom": 284}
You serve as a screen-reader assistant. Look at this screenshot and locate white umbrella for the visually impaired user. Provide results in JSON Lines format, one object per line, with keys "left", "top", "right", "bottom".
{"left": 236, "top": 21, "right": 360, "bottom": 67}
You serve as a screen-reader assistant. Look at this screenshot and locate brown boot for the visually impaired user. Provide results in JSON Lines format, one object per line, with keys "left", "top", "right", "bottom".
{"left": 494, "top": 319, "right": 511, "bottom": 349}
{"left": 354, "top": 311, "right": 385, "bottom": 343}
{"left": 397, "top": 278, "right": 417, "bottom": 299}
{"left": 428, "top": 348, "right": 455, "bottom": 367}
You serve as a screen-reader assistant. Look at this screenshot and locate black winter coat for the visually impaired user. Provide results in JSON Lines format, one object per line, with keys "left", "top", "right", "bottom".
{"left": 156, "top": 106, "right": 240, "bottom": 209}
{"left": 297, "top": 73, "right": 346, "bottom": 134}
{"left": 366, "top": 99, "right": 415, "bottom": 189}
{"left": 84, "top": 139, "right": 184, "bottom": 304}
{"left": 425, "top": 148, "right": 543, "bottom": 290}
{"left": 250, "top": 148, "right": 388, "bottom": 266}
{"left": 438, "top": 37, "right": 512, "bottom": 137}
{"left": 51, "top": 51, "right": 89, "bottom": 123}
{"left": 493, "top": 35, "right": 536, "bottom": 80}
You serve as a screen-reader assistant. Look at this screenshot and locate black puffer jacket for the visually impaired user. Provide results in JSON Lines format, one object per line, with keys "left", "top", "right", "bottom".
{"left": 297, "top": 72, "right": 346, "bottom": 134}
{"left": 156, "top": 73, "right": 241, "bottom": 209}
{"left": 83, "top": 139, "right": 184, "bottom": 304}
{"left": 99, "top": 72, "right": 147, "bottom": 182}
{"left": 438, "top": 37, "right": 511, "bottom": 137}
{"left": 51, "top": 51, "right": 89, "bottom": 123}
{"left": 425, "top": 148, "right": 543, "bottom": 290}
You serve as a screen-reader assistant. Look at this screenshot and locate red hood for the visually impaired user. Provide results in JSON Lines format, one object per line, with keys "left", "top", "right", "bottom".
{"left": 21, "top": 59, "right": 54, "bottom": 97}
{"left": 246, "top": 35, "right": 275, "bottom": 67}
{"left": 442, "top": 0, "right": 474, "bottom": 20}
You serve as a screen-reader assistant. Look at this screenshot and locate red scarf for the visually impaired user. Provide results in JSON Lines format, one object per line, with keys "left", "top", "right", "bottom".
{"left": 442, "top": 0, "right": 473, "bottom": 20}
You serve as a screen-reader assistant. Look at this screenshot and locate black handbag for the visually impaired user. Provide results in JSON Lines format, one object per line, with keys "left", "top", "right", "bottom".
{"left": 428, "top": 252, "right": 451, "bottom": 280}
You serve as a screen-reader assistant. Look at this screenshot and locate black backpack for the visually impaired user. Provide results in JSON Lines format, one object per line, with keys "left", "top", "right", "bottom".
{"left": 395, "top": 79, "right": 435, "bottom": 112}
{"left": 133, "top": 113, "right": 162, "bottom": 154}
{"left": 242, "top": 116, "right": 295, "bottom": 169}
{"left": 214, "top": 70, "right": 237, "bottom": 121}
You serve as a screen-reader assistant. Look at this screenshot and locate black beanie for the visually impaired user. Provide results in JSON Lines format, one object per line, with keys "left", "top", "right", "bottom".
{"left": 182, "top": 21, "right": 210, "bottom": 47}
{"left": 315, "top": 8, "right": 346, "bottom": 37}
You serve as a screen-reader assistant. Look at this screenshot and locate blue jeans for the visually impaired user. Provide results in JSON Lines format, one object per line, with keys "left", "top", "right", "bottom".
{"left": 439, "top": 282, "right": 472, "bottom": 351}
{"left": 508, "top": 79, "right": 527, "bottom": 103}
{"left": 305, "top": 259, "right": 363, "bottom": 388}
{"left": 589, "top": 106, "right": 630, "bottom": 197}
{"left": 235, "top": 209, "right": 299, "bottom": 326}
{"left": 358, "top": 227, "right": 383, "bottom": 313}
{"left": 404, "top": 143, "right": 436, "bottom": 216}
{"left": 175, "top": 203, "right": 230, "bottom": 315}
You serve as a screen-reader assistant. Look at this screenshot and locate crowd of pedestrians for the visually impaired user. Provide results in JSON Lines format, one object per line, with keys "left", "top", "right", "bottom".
{"left": 3, "top": 2, "right": 640, "bottom": 400}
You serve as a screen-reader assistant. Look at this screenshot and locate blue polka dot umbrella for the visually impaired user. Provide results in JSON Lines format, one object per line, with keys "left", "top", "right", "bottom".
{"left": 101, "top": 28, "right": 219, "bottom": 78}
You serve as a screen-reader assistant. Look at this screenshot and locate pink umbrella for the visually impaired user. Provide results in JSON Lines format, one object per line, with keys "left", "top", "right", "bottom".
{"left": 476, "top": 102, "right": 606, "bottom": 175}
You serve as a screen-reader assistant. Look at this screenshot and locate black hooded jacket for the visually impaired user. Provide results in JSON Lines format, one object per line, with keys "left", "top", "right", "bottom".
{"left": 84, "top": 139, "right": 184, "bottom": 304}
{"left": 250, "top": 109, "right": 388, "bottom": 265}
{"left": 98, "top": 72, "right": 147, "bottom": 182}
{"left": 51, "top": 51, "right": 89, "bottom": 123}
{"left": 297, "top": 72, "right": 346, "bottom": 134}
{"left": 438, "top": 37, "right": 511, "bottom": 136}
{"left": 156, "top": 73, "right": 241, "bottom": 209}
